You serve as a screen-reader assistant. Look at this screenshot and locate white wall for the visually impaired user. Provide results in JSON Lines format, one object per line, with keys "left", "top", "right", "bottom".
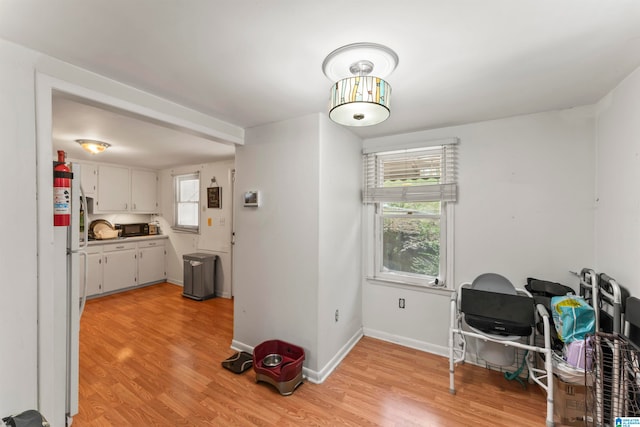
{"left": 594, "top": 66, "right": 640, "bottom": 296}
{"left": 0, "top": 36, "right": 242, "bottom": 425}
{"left": 157, "top": 160, "right": 234, "bottom": 298}
{"left": 0, "top": 38, "right": 39, "bottom": 419}
{"left": 233, "top": 114, "right": 321, "bottom": 369}
{"left": 363, "top": 106, "right": 596, "bottom": 354}
{"left": 232, "top": 113, "right": 363, "bottom": 379}
{"left": 317, "top": 116, "right": 363, "bottom": 378}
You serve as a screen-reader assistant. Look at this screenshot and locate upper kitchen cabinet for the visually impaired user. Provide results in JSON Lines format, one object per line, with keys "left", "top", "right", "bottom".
{"left": 96, "top": 165, "right": 130, "bottom": 211}
{"left": 94, "top": 165, "right": 158, "bottom": 213}
{"left": 131, "top": 169, "right": 158, "bottom": 212}
{"left": 79, "top": 163, "right": 98, "bottom": 196}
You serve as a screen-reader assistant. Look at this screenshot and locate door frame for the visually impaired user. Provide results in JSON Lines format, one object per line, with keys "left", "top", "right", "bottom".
{"left": 35, "top": 71, "right": 242, "bottom": 424}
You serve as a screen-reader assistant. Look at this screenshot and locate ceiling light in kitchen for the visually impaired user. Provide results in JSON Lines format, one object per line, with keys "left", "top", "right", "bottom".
{"left": 76, "top": 139, "right": 111, "bottom": 154}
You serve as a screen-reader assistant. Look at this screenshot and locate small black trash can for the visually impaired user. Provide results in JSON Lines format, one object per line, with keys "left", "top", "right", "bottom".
{"left": 182, "top": 253, "right": 217, "bottom": 300}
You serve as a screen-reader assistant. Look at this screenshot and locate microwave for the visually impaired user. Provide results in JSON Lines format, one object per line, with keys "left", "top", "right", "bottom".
{"left": 116, "top": 223, "right": 149, "bottom": 237}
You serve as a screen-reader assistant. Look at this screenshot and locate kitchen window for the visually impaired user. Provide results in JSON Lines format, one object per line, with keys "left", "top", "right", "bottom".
{"left": 174, "top": 172, "right": 200, "bottom": 233}
{"left": 363, "top": 139, "right": 458, "bottom": 288}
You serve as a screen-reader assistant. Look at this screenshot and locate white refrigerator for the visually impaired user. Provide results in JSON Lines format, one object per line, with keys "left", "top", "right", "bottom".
{"left": 54, "top": 162, "right": 88, "bottom": 426}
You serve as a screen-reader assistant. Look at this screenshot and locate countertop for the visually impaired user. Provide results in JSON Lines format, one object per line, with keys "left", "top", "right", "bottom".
{"left": 85, "top": 234, "right": 168, "bottom": 246}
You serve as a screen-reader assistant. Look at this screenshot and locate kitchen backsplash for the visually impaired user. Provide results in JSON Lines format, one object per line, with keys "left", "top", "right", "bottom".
{"left": 86, "top": 212, "right": 154, "bottom": 226}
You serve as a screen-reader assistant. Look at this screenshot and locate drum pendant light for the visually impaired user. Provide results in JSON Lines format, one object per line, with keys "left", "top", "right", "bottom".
{"left": 322, "top": 43, "right": 398, "bottom": 127}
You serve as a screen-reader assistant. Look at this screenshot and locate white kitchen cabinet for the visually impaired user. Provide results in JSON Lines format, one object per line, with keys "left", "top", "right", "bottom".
{"left": 79, "top": 162, "right": 98, "bottom": 196}
{"left": 96, "top": 165, "right": 130, "bottom": 211}
{"left": 81, "top": 247, "right": 103, "bottom": 297}
{"left": 131, "top": 169, "right": 158, "bottom": 213}
{"left": 94, "top": 165, "right": 158, "bottom": 213}
{"left": 85, "top": 237, "right": 168, "bottom": 298}
{"left": 102, "top": 242, "right": 137, "bottom": 293}
{"left": 138, "top": 239, "right": 166, "bottom": 284}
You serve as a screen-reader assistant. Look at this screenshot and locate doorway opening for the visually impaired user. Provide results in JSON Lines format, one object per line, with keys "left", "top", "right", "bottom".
{"left": 35, "top": 72, "right": 241, "bottom": 425}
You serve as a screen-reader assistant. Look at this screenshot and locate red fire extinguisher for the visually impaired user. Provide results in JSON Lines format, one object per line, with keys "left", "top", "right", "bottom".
{"left": 53, "top": 150, "right": 73, "bottom": 226}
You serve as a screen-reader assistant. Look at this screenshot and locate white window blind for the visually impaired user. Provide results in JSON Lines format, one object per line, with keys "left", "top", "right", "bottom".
{"left": 363, "top": 142, "right": 458, "bottom": 203}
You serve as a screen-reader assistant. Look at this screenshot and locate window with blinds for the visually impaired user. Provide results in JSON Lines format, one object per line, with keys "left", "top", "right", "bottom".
{"left": 173, "top": 172, "right": 200, "bottom": 233}
{"left": 363, "top": 144, "right": 457, "bottom": 203}
{"left": 364, "top": 140, "right": 458, "bottom": 288}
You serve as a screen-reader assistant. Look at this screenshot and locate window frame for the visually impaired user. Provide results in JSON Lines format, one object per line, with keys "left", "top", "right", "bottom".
{"left": 173, "top": 171, "right": 200, "bottom": 233}
{"left": 363, "top": 138, "right": 458, "bottom": 290}
{"left": 374, "top": 202, "right": 448, "bottom": 287}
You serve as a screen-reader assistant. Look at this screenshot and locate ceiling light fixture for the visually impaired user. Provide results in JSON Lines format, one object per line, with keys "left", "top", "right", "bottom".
{"left": 76, "top": 139, "right": 111, "bottom": 154}
{"left": 322, "top": 42, "right": 398, "bottom": 127}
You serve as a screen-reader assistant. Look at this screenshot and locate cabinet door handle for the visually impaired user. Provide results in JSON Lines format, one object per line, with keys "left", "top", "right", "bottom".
{"left": 139, "top": 252, "right": 143, "bottom": 258}
{"left": 149, "top": 242, "right": 156, "bottom": 246}
{"left": 115, "top": 245, "right": 125, "bottom": 249}
{"left": 133, "top": 203, "right": 137, "bottom": 210}
{"left": 124, "top": 203, "right": 128, "bottom": 210}
{"left": 104, "top": 256, "right": 108, "bottom": 264}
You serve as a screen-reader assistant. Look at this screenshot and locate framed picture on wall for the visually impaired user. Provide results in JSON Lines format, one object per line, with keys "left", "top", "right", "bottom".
{"left": 207, "top": 187, "right": 221, "bottom": 209}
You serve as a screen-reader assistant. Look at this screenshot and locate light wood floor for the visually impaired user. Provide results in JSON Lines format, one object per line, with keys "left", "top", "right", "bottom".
{"left": 75, "top": 283, "right": 549, "bottom": 426}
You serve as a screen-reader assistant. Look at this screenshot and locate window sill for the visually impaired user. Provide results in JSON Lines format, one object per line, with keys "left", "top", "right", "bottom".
{"left": 171, "top": 227, "right": 199, "bottom": 234}
{"left": 365, "top": 276, "right": 453, "bottom": 295}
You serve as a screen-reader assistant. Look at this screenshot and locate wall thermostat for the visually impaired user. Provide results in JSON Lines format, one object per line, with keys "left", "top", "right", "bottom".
{"left": 243, "top": 190, "right": 260, "bottom": 207}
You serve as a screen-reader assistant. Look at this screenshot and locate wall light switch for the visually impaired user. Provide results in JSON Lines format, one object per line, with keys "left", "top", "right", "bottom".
{"left": 219, "top": 217, "right": 225, "bottom": 226}
{"left": 207, "top": 217, "right": 212, "bottom": 227}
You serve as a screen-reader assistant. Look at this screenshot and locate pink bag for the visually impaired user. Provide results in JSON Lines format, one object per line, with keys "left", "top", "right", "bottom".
{"left": 564, "top": 337, "right": 592, "bottom": 370}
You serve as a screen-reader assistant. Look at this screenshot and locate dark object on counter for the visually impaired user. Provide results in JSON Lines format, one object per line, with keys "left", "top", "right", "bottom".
{"left": 182, "top": 253, "right": 217, "bottom": 300}
{"left": 115, "top": 222, "right": 149, "bottom": 237}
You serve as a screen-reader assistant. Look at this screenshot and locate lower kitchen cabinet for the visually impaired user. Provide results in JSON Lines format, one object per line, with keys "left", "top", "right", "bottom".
{"left": 81, "top": 247, "right": 103, "bottom": 297}
{"left": 85, "top": 237, "right": 168, "bottom": 298}
{"left": 138, "top": 240, "right": 166, "bottom": 284}
{"left": 102, "top": 242, "right": 138, "bottom": 293}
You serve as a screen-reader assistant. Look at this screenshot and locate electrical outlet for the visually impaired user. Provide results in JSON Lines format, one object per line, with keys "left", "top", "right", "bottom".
{"left": 399, "top": 298, "right": 405, "bottom": 309}
{"left": 335, "top": 309, "right": 339, "bottom": 322}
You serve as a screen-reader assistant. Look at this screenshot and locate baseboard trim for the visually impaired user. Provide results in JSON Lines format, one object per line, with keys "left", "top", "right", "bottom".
{"left": 230, "top": 339, "right": 254, "bottom": 354}
{"left": 362, "top": 327, "right": 449, "bottom": 358}
{"left": 305, "top": 328, "right": 364, "bottom": 384}
{"left": 167, "top": 279, "right": 229, "bottom": 298}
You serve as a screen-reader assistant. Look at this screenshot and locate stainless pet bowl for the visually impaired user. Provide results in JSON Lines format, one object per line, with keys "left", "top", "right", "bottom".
{"left": 262, "top": 353, "right": 283, "bottom": 368}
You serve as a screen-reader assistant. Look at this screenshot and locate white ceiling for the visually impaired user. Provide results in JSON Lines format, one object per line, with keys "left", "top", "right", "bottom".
{"left": 2, "top": 1, "right": 640, "bottom": 168}
{"left": 51, "top": 94, "right": 235, "bottom": 169}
